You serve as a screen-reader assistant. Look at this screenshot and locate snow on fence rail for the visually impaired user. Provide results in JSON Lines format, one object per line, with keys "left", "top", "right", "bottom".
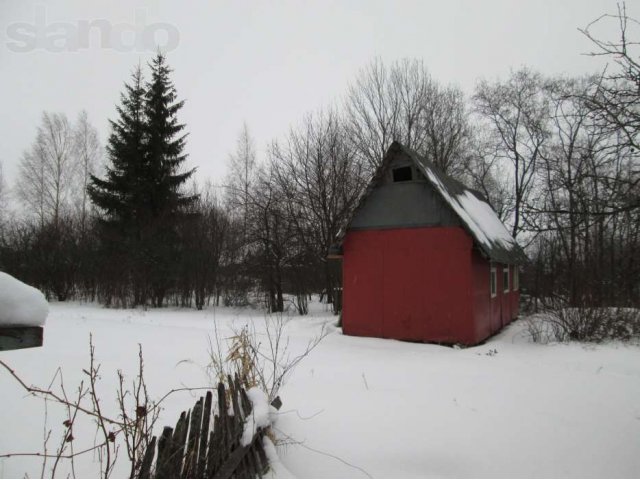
{"left": 138, "top": 375, "right": 279, "bottom": 479}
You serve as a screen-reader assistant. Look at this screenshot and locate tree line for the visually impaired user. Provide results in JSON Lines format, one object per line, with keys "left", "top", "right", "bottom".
{"left": 0, "top": 7, "right": 638, "bottom": 312}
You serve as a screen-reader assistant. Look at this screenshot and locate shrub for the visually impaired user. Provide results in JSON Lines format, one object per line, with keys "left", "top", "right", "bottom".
{"left": 526, "top": 302, "right": 640, "bottom": 343}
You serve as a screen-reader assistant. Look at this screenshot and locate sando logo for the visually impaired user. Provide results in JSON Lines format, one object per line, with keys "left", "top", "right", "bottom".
{"left": 5, "top": 6, "right": 180, "bottom": 53}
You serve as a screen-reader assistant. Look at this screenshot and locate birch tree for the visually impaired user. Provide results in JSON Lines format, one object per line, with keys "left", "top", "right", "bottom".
{"left": 225, "top": 122, "right": 257, "bottom": 244}
{"left": 73, "top": 110, "right": 101, "bottom": 232}
{"left": 16, "top": 112, "right": 76, "bottom": 227}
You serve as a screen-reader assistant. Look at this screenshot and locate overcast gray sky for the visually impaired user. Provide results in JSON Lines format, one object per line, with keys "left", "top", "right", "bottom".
{"left": 0, "top": 0, "right": 632, "bottom": 191}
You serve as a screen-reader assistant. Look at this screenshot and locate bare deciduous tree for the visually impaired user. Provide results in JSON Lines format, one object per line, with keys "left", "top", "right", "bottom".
{"left": 580, "top": 3, "right": 640, "bottom": 151}
{"left": 16, "top": 112, "right": 76, "bottom": 227}
{"left": 180, "top": 180, "right": 229, "bottom": 310}
{"left": 463, "top": 133, "right": 513, "bottom": 223}
{"left": 420, "top": 83, "right": 472, "bottom": 178}
{"left": 270, "top": 109, "right": 367, "bottom": 311}
{"left": 346, "top": 58, "right": 471, "bottom": 177}
{"left": 579, "top": 3, "right": 640, "bottom": 213}
{"left": 473, "top": 68, "right": 550, "bottom": 238}
{"left": 537, "top": 76, "right": 607, "bottom": 304}
{"left": 226, "top": 122, "right": 257, "bottom": 243}
{"left": 73, "top": 110, "right": 102, "bottom": 233}
{"left": 247, "top": 165, "right": 295, "bottom": 313}
{"left": 346, "top": 58, "right": 401, "bottom": 173}
{"left": 0, "top": 160, "right": 6, "bottom": 228}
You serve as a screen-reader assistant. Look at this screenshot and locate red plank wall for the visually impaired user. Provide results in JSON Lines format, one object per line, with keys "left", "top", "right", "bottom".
{"left": 471, "top": 255, "right": 520, "bottom": 343}
{"left": 342, "top": 227, "right": 477, "bottom": 345}
{"left": 471, "top": 250, "right": 493, "bottom": 342}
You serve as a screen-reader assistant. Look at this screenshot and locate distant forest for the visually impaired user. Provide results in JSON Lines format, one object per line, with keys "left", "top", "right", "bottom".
{"left": 0, "top": 7, "right": 638, "bottom": 313}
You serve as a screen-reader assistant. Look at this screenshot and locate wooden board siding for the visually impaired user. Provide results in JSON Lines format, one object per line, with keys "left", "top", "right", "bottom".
{"left": 471, "top": 257, "right": 520, "bottom": 344}
{"left": 471, "top": 250, "right": 493, "bottom": 343}
{"left": 342, "top": 226, "right": 476, "bottom": 345}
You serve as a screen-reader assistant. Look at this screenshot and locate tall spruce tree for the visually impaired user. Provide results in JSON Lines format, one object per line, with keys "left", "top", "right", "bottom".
{"left": 142, "top": 53, "right": 196, "bottom": 306}
{"left": 89, "top": 54, "right": 196, "bottom": 306}
{"left": 88, "top": 66, "right": 147, "bottom": 305}
{"left": 143, "top": 53, "right": 196, "bottom": 219}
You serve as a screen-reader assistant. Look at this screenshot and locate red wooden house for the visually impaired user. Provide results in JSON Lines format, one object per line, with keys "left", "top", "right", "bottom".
{"left": 330, "top": 142, "right": 527, "bottom": 346}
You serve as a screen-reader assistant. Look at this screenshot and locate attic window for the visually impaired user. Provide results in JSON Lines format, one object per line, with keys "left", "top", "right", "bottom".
{"left": 392, "top": 166, "right": 413, "bottom": 182}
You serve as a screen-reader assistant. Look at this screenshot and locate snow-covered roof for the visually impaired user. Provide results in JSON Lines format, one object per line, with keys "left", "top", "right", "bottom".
{"left": 0, "top": 272, "right": 49, "bottom": 327}
{"left": 410, "top": 145, "right": 527, "bottom": 264}
{"left": 334, "top": 142, "right": 527, "bottom": 265}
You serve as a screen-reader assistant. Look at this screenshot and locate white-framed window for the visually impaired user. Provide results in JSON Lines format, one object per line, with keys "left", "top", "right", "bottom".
{"left": 503, "top": 267, "right": 510, "bottom": 293}
{"left": 513, "top": 267, "right": 519, "bottom": 291}
{"left": 490, "top": 266, "right": 497, "bottom": 298}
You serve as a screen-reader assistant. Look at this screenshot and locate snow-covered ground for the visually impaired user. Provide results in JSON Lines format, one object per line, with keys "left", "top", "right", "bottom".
{"left": 1, "top": 301, "right": 639, "bottom": 478}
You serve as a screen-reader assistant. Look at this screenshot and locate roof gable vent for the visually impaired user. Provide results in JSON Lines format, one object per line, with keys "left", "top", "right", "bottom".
{"left": 392, "top": 165, "right": 413, "bottom": 182}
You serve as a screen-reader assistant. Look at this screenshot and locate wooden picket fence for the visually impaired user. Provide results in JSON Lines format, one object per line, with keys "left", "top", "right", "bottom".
{"left": 137, "top": 376, "right": 277, "bottom": 479}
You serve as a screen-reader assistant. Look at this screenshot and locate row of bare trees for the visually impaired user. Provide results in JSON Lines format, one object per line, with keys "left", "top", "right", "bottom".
{"left": 14, "top": 111, "right": 101, "bottom": 231}
{"left": 0, "top": 6, "right": 638, "bottom": 312}
{"left": 0, "top": 111, "right": 102, "bottom": 300}
{"left": 221, "top": 6, "right": 639, "bottom": 312}
{"left": 224, "top": 114, "right": 367, "bottom": 313}
{"left": 210, "top": 59, "right": 477, "bottom": 313}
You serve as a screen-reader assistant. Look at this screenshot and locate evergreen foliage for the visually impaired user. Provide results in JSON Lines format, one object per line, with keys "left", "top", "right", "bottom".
{"left": 88, "top": 54, "right": 196, "bottom": 306}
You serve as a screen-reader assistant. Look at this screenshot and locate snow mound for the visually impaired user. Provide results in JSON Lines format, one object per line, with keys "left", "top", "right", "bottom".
{"left": 0, "top": 272, "right": 49, "bottom": 327}
{"left": 241, "top": 387, "right": 275, "bottom": 447}
{"left": 263, "top": 436, "right": 295, "bottom": 478}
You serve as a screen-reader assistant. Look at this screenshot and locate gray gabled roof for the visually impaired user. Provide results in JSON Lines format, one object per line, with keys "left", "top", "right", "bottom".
{"left": 334, "top": 141, "right": 528, "bottom": 265}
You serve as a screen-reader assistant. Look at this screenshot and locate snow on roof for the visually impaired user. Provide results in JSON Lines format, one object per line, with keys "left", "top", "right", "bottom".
{"left": 457, "top": 191, "right": 518, "bottom": 250}
{"left": 0, "top": 272, "right": 49, "bottom": 327}
{"left": 420, "top": 163, "right": 519, "bottom": 249}
{"left": 405, "top": 143, "right": 527, "bottom": 264}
